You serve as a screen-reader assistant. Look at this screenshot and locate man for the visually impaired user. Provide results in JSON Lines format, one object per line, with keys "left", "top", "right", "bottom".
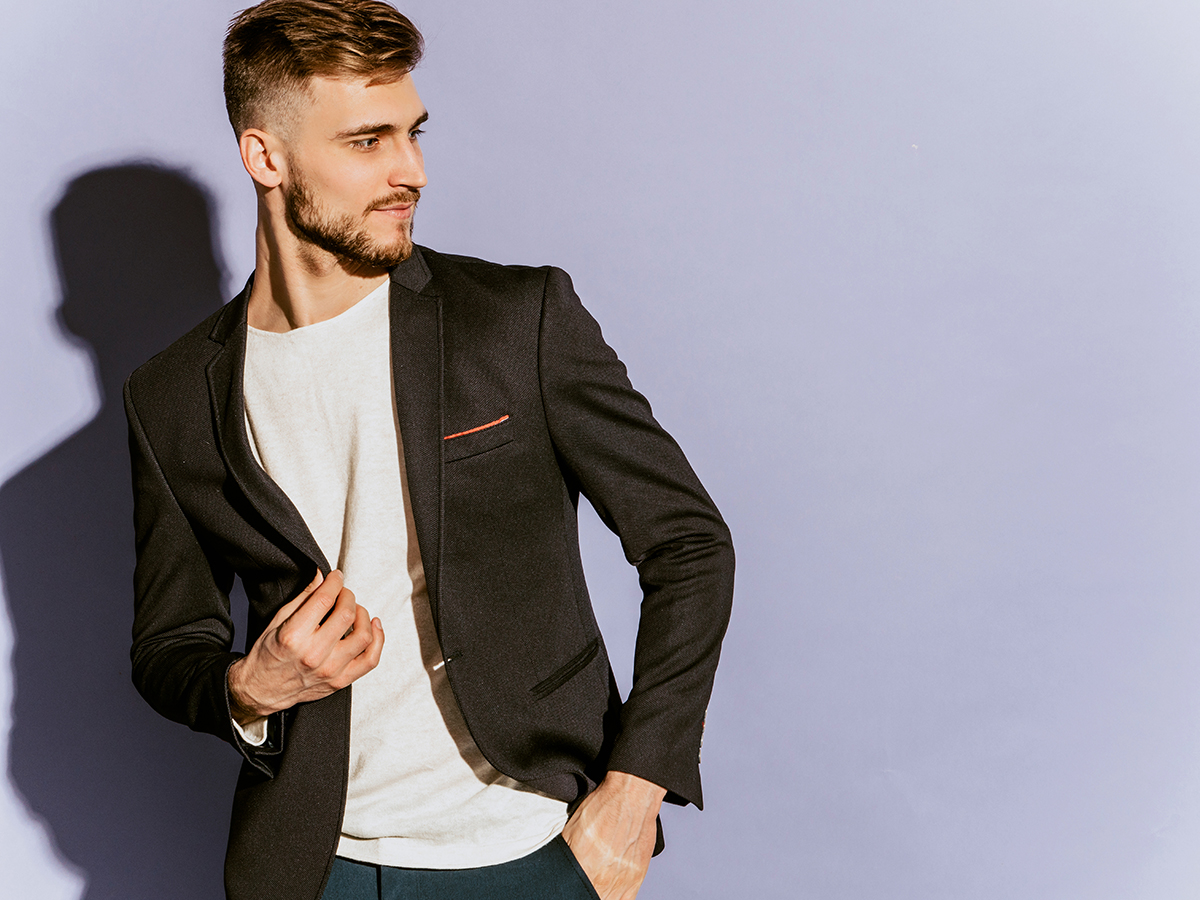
{"left": 125, "top": 1, "right": 734, "bottom": 898}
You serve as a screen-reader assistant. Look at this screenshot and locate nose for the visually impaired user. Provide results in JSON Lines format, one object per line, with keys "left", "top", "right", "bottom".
{"left": 389, "top": 137, "right": 427, "bottom": 191}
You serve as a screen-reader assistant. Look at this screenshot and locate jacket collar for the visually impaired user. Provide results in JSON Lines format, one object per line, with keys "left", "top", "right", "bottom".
{"left": 206, "top": 245, "right": 434, "bottom": 347}
{"left": 202, "top": 246, "right": 443, "bottom": 608}
{"left": 386, "top": 247, "right": 443, "bottom": 613}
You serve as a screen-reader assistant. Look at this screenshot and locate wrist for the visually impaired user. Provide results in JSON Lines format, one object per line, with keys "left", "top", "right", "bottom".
{"left": 228, "top": 657, "right": 271, "bottom": 723}
{"left": 602, "top": 771, "right": 667, "bottom": 807}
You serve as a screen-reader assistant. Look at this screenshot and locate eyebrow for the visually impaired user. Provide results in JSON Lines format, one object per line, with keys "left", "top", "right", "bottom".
{"left": 334, "top": 110, "right": 429, "bottom": 141}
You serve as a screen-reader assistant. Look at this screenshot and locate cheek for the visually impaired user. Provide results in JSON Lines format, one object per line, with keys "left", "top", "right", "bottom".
{"left": 352, "top": 165, "right": 398, "bottom": 206}
{"left": 309, "top": 155, "right": 383, "bottom": 206}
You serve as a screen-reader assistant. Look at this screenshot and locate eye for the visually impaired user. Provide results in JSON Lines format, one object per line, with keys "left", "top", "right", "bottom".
{"left": 351, "top": 137, "right": 380, "bottom": 149}
{"left": 409, "top": 128, "right": 425, "bottom": 141}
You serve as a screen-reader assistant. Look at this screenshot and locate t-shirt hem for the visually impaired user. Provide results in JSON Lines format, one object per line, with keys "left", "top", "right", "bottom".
{"left": 334, "top": 816, "right": 568, "bottom": 870}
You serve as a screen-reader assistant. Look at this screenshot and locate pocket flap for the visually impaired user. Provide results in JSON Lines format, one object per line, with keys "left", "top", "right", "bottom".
{"left": 531, "top": 639, "right": 599, "bottom": 700}
{"left": 443, "top": 414, "right": 513, "bottom": 462}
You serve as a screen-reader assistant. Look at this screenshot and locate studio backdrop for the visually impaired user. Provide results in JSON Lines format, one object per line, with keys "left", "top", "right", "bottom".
{"left": 3, "top": 2, "right": 1200, "bottom": 898}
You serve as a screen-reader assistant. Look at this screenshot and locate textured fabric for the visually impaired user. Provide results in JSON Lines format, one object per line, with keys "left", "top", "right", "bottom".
{"left": 124, "top": 246, "right": 734, "bottom": 900}
{"left": 242, "top": 281, "right": 567, "bottom": 867}
{"left": 320, "top": 838, "right": 598, "bottom": 900}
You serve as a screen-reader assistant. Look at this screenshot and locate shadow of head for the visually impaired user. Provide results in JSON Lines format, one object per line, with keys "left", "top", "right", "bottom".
{"left": 51, "top": 163, "right": 225, "bottom": 389}
{"left": 0, "top": 163, "right": 236, "bottom": 900}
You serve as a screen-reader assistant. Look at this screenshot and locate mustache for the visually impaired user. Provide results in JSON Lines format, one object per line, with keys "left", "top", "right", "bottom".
{"left": 371, "top": 189, "right": 421, "bottom": 210}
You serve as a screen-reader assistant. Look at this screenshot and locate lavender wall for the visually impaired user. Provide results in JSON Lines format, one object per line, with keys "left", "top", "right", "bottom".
{"left": 4, "top": 2, "right": 1200, "bottom": 898}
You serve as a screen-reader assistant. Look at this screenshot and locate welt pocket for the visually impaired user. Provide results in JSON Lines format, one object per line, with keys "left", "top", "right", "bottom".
{"left": 443, "top": 415, "right": 513, "bottom": 462}
{"left": 530, "top": 639, "right": 599, "bottom": 700}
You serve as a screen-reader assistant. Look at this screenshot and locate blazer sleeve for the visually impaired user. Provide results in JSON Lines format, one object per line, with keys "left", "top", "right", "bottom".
{"left": 125, "top": 377, "right": 284, "bottom": 773}
{"left": 536, "top": 267, "right": 735, "bottom": 809}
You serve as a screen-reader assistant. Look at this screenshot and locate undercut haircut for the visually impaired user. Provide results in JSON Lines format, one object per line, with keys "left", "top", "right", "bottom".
{"left": 223, "top": 0, "right": 424, "bottom": 137}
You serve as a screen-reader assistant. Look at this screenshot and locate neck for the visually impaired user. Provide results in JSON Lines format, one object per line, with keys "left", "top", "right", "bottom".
{"left": 247, "top": 204, "right": 390, "bottom": 333}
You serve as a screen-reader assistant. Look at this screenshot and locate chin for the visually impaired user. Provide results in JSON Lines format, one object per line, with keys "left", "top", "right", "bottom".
{"left": 340, "top": 226, "right": 413, "bottom": 269}
{"left": 374, "top": 224, "right": 413, "bottom": 253}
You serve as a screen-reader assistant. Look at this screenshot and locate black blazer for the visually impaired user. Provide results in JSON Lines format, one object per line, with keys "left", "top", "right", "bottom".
{"left": 124, "top": 246, "right": 734, "bottom": 900}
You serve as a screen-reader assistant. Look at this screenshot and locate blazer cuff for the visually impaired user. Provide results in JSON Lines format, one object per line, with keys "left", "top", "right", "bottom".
{"left": 222, "top": 658, "right": 285, "bottom": 773}
{"left": 605, "top": 712, "right": 707, "bottom": 811}
{"left": 232, "top": 715, "right": 268, "bottom": 746}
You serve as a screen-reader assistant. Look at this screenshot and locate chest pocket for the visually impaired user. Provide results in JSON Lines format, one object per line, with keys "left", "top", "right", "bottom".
{"left": 443, "top": 414, "right": 513, "bottom": 462}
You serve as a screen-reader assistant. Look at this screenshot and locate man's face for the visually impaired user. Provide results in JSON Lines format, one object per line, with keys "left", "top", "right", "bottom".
{"left": 279, "top": 73, "right": 428, "bottom": 268}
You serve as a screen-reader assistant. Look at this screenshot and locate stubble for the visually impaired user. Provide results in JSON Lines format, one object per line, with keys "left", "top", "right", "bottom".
{"left": 283, "top": 173, "right": 418, "bottom": 269}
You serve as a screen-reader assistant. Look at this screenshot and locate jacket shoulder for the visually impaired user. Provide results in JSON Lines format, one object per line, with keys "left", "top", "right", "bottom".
{"left": 125, "top": 301, "right": 235, "bottom": 406}
{"left": 419, "top": 246, "right": 560, "bottom": 299}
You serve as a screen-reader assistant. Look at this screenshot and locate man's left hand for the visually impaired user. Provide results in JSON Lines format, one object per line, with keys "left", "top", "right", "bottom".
{"left": 562, "top": 771, "right": 667, "bottom": 900}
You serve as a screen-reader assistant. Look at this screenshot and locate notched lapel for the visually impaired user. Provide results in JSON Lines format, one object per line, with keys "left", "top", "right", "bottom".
{"left": 389, "top": 274, "right": 443, "bottom": 618}
{"left": 205, "top": 286, "right": 328, "bottom": 574}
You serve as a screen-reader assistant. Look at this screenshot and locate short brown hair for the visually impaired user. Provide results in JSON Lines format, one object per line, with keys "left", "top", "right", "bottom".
{"left": 223, "top": 0, "right": 424, "bottom": 136}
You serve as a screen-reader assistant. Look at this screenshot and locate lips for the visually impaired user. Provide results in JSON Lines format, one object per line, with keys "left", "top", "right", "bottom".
{"left": 371, "top": 190, "right": 420, "bottom": 217}
{"left": 374, "top": 204, "right": 414, "bottom": 219}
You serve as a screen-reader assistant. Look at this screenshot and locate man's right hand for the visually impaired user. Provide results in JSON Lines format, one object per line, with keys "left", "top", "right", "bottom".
{"left": 228, "top": 569, "right": 384, "bottom": 724}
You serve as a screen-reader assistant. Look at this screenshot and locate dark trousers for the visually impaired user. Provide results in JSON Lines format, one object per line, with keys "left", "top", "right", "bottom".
{"left": 320, "top": 836, "right": 600, "bottom": 900}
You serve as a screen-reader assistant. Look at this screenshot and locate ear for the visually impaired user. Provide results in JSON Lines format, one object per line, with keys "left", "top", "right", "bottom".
{"left": 239, "top": 128, "right": 286, "bottom": 189}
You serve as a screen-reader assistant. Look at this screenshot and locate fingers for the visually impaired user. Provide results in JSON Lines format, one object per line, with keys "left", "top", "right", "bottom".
{"left": 272, "top": 571, "right": 354, "bottom": 666}
{"left": 313, "top": 577, "right": 360, "bottom": 643}
{"left": 266, "top": 569, "right": 325, "bottom": 628}
{"left": 288, "top": 569, "right": 348, "bottom": 633}
{"left": 336, "top": 616, "right": 385, "bottom": 684}
{"left": 340, "top": 602, "right": 373, "bottom": 648}
{"left": 358, "top": 616, "right": 385, "bottom": 667}
{"left": 324, "top": 602, "right": 379, "bottom": 667}
{"left": 255, "top": 569, "right": 383, "bottom": 703}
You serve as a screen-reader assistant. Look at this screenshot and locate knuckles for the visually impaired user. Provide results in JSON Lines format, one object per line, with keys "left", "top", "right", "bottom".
{"left": 275, "top": 627, "right": 303, "bottom": 655}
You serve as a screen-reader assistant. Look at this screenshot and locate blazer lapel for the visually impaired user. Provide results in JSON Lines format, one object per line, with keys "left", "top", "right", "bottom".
{"left": 205, "top": 280, "right": 329, "bottom": 573}
{"left": 388, "top": 248, "right": 443, "bottom": 617}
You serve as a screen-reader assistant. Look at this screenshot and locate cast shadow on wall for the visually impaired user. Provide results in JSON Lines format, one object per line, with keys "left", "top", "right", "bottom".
{"left": 0, "top": 164, "right": 244, "bottom": 900}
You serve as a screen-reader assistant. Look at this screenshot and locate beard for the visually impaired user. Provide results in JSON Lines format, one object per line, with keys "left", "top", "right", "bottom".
{"left": 283, "top": 172, "right": 419, "bottom": 269}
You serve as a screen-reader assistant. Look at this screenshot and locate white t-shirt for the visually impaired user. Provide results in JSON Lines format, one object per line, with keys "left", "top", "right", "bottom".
{"left": 241, "top": 279, "right": 568, "bottom": 868}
